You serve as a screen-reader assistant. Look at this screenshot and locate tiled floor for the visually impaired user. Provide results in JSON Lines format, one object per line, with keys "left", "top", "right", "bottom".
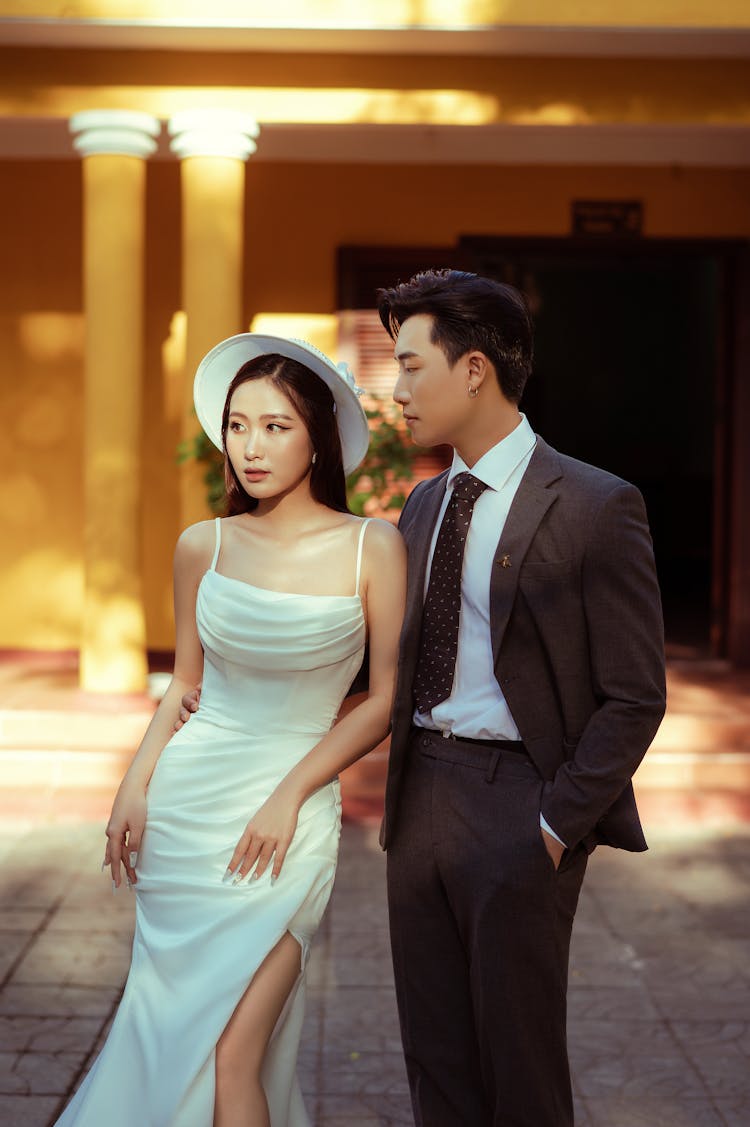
{"left": 1, "top": 649, "right": 749, "bottom": 1125}
{"left": 1, "top": 818, "right": 749, "bottom": 1126}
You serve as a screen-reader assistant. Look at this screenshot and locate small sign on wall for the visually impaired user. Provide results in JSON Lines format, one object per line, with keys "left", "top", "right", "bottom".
{"left": 571, "top": 200, "right": 643, "bottom": 237}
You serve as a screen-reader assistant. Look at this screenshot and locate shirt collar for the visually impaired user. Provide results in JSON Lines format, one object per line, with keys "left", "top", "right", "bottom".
{"left": 447, "top": 414, "right": 537, "bottom": 494}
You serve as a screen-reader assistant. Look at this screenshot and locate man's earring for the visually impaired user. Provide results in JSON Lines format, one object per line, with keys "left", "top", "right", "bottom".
{"left": 468, "top": 384, "right": 479, "bottom": 398}
{"left": 311, "top": 452, "right": 318, "bottom": 465}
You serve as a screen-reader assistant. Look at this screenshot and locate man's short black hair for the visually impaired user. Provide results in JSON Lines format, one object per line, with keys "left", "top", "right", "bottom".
{"left": 377, "top": 268, "right": 533, "bottom": 403}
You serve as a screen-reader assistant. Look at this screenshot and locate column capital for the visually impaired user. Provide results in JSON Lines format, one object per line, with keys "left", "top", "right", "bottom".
{"left": 70, "top": 110, "right": 161, "bottom": 158}
{"left": 168, "top": 109, "right": 260, "bottom": 161}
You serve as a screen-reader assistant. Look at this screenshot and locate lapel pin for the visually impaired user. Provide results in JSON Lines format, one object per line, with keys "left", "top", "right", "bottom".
{"left": 499, "top": 554, "right": 512, "bottom": 569}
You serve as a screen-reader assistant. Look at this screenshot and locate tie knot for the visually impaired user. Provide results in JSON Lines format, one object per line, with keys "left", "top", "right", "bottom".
{"left": 451, "top": 472, "right": 487, "bottom": 504}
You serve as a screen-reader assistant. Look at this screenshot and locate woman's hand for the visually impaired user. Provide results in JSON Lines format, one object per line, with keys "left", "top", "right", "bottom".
{"left": 224, "top": 786, "right": 302, "bottom": 886}
{"left": 104, "top": 778, "right": 147, "bottom": 888}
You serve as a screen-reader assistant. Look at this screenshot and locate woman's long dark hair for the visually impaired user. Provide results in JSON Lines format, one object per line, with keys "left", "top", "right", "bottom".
{"left": 221, "top": 353, "right": 350, "bottom": 516}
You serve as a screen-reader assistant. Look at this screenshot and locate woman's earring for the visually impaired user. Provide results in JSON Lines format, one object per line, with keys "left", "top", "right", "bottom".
{"left": 468, "top": 384, "right": 479, "bottom": 398}
{"left": 311, "top": 452, "right": 318, "bottom": 465}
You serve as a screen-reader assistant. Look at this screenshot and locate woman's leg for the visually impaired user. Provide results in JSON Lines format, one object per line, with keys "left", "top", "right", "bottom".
{"left": 214, "top": 931, "right": 302, "bottom": 1127}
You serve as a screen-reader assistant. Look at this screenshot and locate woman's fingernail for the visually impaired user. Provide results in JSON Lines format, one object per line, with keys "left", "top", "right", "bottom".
{"left": 232, "top": 872, "right": 244, "bottom": 886}
{"left": 221, "top": 868, "right": 233, "bottom": 885}
{"left": 126, "top": 879, "right": 133, "bottom": 891}
{"left": 252, "top": 871, "right": 260, "bottom": 881}
{"left": 101, "top": 861, "right": 108, "bottom": 872}
{"left": 112, "top": 880, "right": 118, "bottom": 894}
{"left": 270, "top": 875, "right": 277, "bottom": 887}
{"left": 129, "top": 852, "right": 138, "bottom": 867}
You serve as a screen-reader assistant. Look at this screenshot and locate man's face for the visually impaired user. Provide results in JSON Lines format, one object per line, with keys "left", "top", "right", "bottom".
{"left": 392, "top": 314, "right": 472, "bottom": 450}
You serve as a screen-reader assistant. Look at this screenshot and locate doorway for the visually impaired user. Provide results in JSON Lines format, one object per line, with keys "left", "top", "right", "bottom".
{"left": 461, "top": 237, "right": 735, "bottom": 659}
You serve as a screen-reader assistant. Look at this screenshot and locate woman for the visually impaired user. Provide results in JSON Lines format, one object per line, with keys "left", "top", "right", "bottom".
{"left": 55, "top": 335, "right": 406, "bottom": 1127}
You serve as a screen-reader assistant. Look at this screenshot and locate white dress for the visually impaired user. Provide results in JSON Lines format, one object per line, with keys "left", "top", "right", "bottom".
{"left": 55, "top": 517, "right": 370, "bottom": 1127}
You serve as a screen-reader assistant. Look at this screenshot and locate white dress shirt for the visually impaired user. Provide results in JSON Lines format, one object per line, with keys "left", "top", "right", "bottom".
{"left": 412, "top": 413, "right": 565, "bottom": 846}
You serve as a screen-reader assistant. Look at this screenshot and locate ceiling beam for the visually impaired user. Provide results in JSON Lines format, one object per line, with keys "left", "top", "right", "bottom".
{"left": 1, "top": 19, "right": 749, "bottom": 59}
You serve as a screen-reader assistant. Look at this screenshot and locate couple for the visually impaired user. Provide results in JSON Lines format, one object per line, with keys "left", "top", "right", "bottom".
{"left": 55, "top": 269, "right": 666, "bottom": 1127}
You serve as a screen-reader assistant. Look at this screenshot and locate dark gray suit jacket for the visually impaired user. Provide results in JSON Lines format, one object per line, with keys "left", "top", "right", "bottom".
{"left": 381, "top": 436, "right": 667, "bottom": 853}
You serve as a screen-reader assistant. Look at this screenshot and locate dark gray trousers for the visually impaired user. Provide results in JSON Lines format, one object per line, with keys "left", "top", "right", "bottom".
{"left": 386, "top": 728, "right": 588, "bottom": 1127}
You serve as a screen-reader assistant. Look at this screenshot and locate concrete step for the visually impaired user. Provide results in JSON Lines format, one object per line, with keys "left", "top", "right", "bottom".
{"left": 1, "top": 709, "right": 749, "bottom": 791}
{"left": 1, "top": 657, "right": 749, "bottom": 834}
{"left": 3, "top": 745, "right": 748, "bottom": 788}
{"left": 0, "top": 706, "right": 154, "bottom": 752}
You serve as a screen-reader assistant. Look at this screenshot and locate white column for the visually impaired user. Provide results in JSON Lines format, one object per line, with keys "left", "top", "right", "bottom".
{"left": 70, "top": 110, "right": 160, "bottom": 693}
{"left": 168, "top": 109, "right": 260, "bottom": 528}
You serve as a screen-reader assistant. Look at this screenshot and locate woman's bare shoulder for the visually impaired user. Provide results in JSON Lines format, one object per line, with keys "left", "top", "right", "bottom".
{"left": 175, "top": 519, "right": 217, "bottom": 566}
{"left": 360, "top": 517, "right": 405, "bottom": 561}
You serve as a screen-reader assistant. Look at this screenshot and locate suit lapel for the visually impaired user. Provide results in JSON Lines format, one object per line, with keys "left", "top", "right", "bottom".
{"left": 398, "top": 471, "right": 448, "bottom": 694}
{"left": 490, "top": 437, "right": 562, "bottom": 666}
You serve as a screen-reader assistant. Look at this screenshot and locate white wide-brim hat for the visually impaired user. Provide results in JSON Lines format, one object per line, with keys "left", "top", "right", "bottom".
{"left": 193, "top": 333, "right": 370, "bottom": 476}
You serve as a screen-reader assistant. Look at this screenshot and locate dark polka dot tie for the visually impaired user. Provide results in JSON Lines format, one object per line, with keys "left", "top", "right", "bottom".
{"left": 413, "top": 472, "right": 488, "bottom": 714}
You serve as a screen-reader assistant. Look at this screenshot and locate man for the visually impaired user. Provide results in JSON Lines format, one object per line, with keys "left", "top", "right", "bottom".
{"left": 378, "top": 268, "right": 666, "bottom": 1127}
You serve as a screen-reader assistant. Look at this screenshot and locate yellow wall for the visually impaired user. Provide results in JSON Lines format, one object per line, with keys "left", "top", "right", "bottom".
{"left": 0, "top": 163, "right": 84, "bottom": 649}
{"left": 1, "top": 157, "right": 749, "bottom": 651}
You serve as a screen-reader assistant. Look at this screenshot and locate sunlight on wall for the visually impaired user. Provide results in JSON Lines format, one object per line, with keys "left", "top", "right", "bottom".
{"left": 2, "top": 549, "right": 83, "bottom": 648}
{"left": 161, "top": 309, "right": 187, "bottom": 426}
{"left": 80, "top": 588, "right": 148, "bottom": 692}
{"left": 3, "top": 1, "right": 749, "bottom": 30}
{"left": 1, "top": 88, "right": 501, "bottom": 127}
{"left": 514, "top": 103, "right": 592, "bottom": 126}
{"left": 248, "top": 313, "right": 339, "bottom": 359}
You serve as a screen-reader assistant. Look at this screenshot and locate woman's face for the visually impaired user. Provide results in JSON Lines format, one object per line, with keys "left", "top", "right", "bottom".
{"left": 225, "top": 377, "right": 314, "bottom": 503}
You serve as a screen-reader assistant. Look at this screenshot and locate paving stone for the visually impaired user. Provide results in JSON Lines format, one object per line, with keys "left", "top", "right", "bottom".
{"left": 638, "top": 938, "right": 750, "bottom": 990}
{"left": 574, "top": 1050, "right": 708, "bottom": 1102}
{"left": 307, "top": 953, "right": 395, "bottom": 990}
{"left": 44, "top": 905, "right": 134, "bottom": 933}
{"left": 10, "top": 931, "right": 132, "bottom": 989}
{"left": 317, "top": 984, "right": 399, "bottom": 1021}
{"left": 0, "top": 875, "right": 66, "bottom": 911}
{"left": 567, "top": 985, "right": 661, "bottom": 1022}
{"left": 0, "top": 910, "right": 47, "bottom": 932}
{"left": 0, "top": 933, "right": 30, "bottom": 982}
{"left": 670, "top": 1019, "right": 750, "bottom": 1055}
{"left": 572, "top": 1096, "right": 593, "bottom": 1126}
{"left": 313, "top": 1093, "right": 413, "bottom": 1123}
{"left": 715, "top": 1098, "right": 750, "bottom": 1127}
{"left": 297, "top": 1048, "right": 409, "bottom": 1096}
{"left": 0, "top": 1016, "right": 101, "bottom": 1053}
{"left": 649, "top": 991, "right": 750, "bottom": 1021}
{"left": 316, "top": 1119, "right": 382, "bottom": 1126}
{"left": 585, "top": 1097, "right": 725, "bottom": 1126}
{"left": 328, "top": 929, "right": 392, "bottom": 960}
{"left": 9, "top": 1050, "right": 85, "bottom": 1095}
{"left": 0, "top": 984, "right": 120, "bottom": 1019}
{"left": 0, "top": 1094, "right": 60, "bottom": 1127}
{"left": 56, "top": 883, "right": 136, "bottom": 923}
{"left": 0, "top": 1052, "right": 27, "bottom": 1094}
{"left": 2, "top": 818, "right": 750, "bottom": 1125}
{"left": 328, "top": 901, "right": 390, "bottom": 936}
{"left": 690, "top": 1046, "right": 750, "bottom": 1101}
{"left": 569, "top": 1019, "right": 673, "bottom": 1056}
{"left": 322, "top": 1010, "right": 404, "bottom": 1055}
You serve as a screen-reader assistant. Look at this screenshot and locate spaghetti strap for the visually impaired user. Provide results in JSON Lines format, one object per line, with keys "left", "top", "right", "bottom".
{"left": 209, "top": 517, "right": 222, "bottom": 572}
{"left": 354, "top": 519, "right": 371, "bottom": 596}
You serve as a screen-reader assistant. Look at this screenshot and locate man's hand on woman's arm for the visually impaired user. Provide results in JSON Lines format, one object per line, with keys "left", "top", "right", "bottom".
{"left": 175, "top": 683, "right": 202, "bottom": 730}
